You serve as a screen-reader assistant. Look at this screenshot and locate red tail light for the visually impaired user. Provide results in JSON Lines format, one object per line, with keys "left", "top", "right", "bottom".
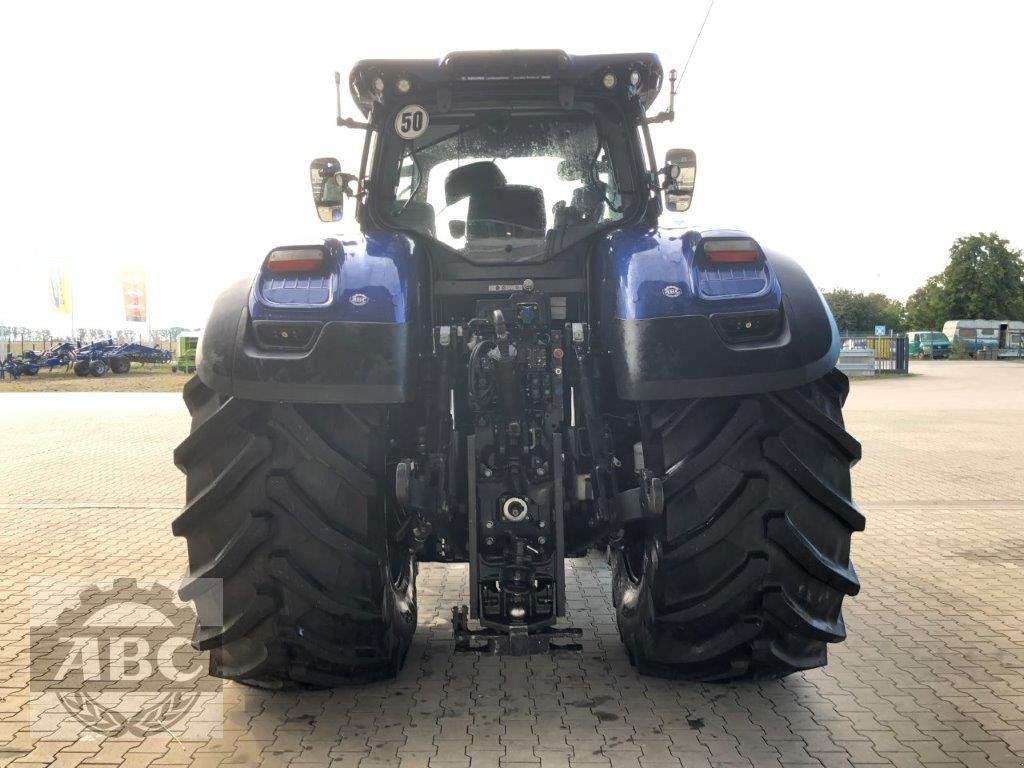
{"left": 703, "top": 238, "right": 760, "bottom": 264}
{"left": 266, "top": 247, "right": 326, "bottom": 274}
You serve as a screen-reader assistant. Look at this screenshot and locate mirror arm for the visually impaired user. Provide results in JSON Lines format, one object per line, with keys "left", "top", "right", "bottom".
{"left": 644, "top": 68, "right": 677, "bottom": 125}
{"left": 337, "top": 172, "right": 360, "bottom": 198}
{"left": 657, "top": 165, "right": 674, "bottom": 190}
{"left": 337, "top": 116, "right": 371, "bottom": 130}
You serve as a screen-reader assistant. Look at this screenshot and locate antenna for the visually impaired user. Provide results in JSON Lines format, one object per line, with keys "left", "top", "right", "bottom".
{"left": 646, "top": 0, "right": 714, "bottom": 124}
{"left": 680, "top": 0, "right": 715, "bottom": 83}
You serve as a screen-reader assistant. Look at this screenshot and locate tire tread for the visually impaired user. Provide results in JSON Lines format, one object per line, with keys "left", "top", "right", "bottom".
{"left": 173, "top": 376, "right": 415, "bottom": 687}
{"left": 613, "top": 369, "right": 861, "bottom": 681}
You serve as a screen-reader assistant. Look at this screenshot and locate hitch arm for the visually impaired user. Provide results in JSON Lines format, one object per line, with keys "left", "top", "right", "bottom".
{"left": 569, "top": 323, "right": 612, "bottom": 525}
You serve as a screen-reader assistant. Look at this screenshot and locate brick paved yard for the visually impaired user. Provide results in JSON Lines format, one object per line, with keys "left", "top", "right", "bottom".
{"left": 1, "top": 361, "right": 1022, "bottom": 767}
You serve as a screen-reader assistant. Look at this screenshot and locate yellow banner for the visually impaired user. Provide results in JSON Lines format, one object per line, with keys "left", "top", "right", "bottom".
{"left": 121, "top": 268, "right": 147, "bottom": 323}
{"left": 50, "top": 267, "right": 72, "bottom": 314}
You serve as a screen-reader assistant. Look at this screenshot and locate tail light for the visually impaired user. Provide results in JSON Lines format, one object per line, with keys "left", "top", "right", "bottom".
{"left": 702, "top": 238, "right": 761, "bottom": 264}
{"left": 266, "top": 246, "right": 326, "bottom": 274}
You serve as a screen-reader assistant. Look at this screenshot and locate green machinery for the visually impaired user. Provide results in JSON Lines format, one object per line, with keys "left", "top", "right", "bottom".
{"left": 171, "top": 332, "right": 199, "bottom": 373}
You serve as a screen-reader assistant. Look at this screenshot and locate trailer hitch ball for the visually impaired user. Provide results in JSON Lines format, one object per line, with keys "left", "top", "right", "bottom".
{"left": 501, "top": 496, "right": 530, "bottom": 522}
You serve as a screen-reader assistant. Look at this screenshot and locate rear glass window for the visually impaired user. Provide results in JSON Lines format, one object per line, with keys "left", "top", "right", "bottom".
{"left": 380, "top": 110, "right": 635, "bottom": 265}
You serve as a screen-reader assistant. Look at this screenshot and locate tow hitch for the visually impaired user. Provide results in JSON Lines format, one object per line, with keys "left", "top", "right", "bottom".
{"left": 451, "top": 605, "right": 582, "bottom": 655}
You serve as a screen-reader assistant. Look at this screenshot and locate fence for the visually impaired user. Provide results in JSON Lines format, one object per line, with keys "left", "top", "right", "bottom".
{"left": 838, "top": 335, "right": 909, "bottom": 375}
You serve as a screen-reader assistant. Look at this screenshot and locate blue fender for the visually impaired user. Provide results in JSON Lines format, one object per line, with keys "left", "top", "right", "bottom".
{"left": 196, "top": 231, "right": 422, "bottom": 404}
{"left": 598, "top": 226, "right": 839, "bottom": 399}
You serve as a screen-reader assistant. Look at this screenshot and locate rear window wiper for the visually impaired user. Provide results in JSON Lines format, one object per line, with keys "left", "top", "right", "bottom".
{"left": 406, "top": 111, "right": 513, "bottom": 158}
{"left": 406, "top": 121, "right": 483, "bottom": 158}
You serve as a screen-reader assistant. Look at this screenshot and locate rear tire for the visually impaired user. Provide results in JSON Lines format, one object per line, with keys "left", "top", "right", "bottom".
{"left": 109, "top": 356, "right": 131, "bottom": 374}
{"left": 612, "top": 369, "right": 863, "bottom": 680}
{"left": 73, "top": 361, "right": 90, "bottom": 377}
{"left": 20, "top": 364, "right": 38, "bottom": 376}
{"left": 172, "top": 376, "right": 416, "bottom": 687}
{"left": 88, "top": 359, "right": 109, "bottom": 377}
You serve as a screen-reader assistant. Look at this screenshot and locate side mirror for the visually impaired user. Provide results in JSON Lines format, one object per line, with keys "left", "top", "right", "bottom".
{"left": 663, "top": 148, "right": 696, "bottom": 213}
{"left": 309, "top": 157, "right": 347, "bottom": 223}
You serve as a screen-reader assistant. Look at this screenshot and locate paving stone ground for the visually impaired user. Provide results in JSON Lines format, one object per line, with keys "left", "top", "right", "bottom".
{"left": 0, "top": 361, "right": 1022, "bottom": 767}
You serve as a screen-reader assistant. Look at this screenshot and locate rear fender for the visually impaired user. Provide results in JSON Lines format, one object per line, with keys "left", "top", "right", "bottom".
{"left": 600, "top": 227, "right": 839, "bottom": 399}
{"left": 197, "top": 232, "right": 421, "bottom": 404}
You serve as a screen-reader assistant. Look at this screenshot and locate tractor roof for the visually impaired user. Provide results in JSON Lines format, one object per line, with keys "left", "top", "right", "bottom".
{"left": 349, "top": 50, "right": 663, "bottom": 117}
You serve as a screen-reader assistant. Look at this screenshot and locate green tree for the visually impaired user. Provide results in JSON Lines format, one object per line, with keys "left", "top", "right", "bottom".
{"left": 904, "top": 276, "right": 947, "bottom": 330}
{"left": 904, "top": 232, "right": 1024, "bottom": 330}
{"left": 942, "top": 233, "right": 1024, "bottom": 320}
{"left": 154, "top": 326, "right": 187, "bottom": 344}
{"left": 822, "top": 289, "right": 906, "bottom": 333}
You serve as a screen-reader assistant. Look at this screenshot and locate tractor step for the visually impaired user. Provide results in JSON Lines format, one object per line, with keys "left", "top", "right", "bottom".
{"left": 450, "top": 606, "right": 582, "bottom": 656}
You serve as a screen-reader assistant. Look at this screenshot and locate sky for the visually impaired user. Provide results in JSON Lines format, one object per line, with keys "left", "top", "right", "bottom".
{"left": 1, "top": 0, "right": 1022, "bottom": 336}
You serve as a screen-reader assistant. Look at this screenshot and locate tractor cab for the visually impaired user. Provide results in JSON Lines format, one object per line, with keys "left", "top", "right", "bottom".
{"left": 312, "top": 51, "right": 695, "bottom": 263}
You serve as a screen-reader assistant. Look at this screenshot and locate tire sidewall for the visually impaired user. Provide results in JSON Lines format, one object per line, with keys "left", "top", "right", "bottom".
{"left": 612, "top": 537, "right": 660, "bottom": 658}
{"left": 383, "top": 548, "right": 417, "bottom": 663}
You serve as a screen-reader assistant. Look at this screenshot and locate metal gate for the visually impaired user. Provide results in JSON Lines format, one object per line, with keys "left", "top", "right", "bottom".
{"left": 838, "top": 335, "right": 908, "bottom": 375}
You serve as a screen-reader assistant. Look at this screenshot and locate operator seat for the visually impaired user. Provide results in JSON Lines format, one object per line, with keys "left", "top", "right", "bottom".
{"left": 444, "top": 161, "right": 506, "bottom": 205}
{"left": 467, "top": 185, "right": 546, "bottom": 240}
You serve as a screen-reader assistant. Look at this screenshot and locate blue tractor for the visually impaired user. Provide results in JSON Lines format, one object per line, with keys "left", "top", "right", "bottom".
{"left": 174, "top": 51, "right": 862, "bottom": 686}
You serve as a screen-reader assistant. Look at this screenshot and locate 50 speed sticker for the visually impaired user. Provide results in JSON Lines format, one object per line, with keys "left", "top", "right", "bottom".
{"left": 394, "top": 105, "right": 429, "bottom": 139}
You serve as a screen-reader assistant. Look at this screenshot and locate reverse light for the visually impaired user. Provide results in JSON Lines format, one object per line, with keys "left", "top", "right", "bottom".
{"left": 253, "top": 321, "right": 322, "bottom": 350}
{"left": 602, "top": 72, "right": 617, "bottom": 89}
{"left": 266, "top": 247, "right": 326, "bottom": 274}
{"left": 713, "top": 310, "right": 782, "bottom": 344}
{"left": 702, "top": 238, "right": 761, "bottom": 264}
{"left": 396, "top": 77, "right": 411, "bottom": 93}
{"left": 372, "top": 76, "right": 385, "bottom": 93}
